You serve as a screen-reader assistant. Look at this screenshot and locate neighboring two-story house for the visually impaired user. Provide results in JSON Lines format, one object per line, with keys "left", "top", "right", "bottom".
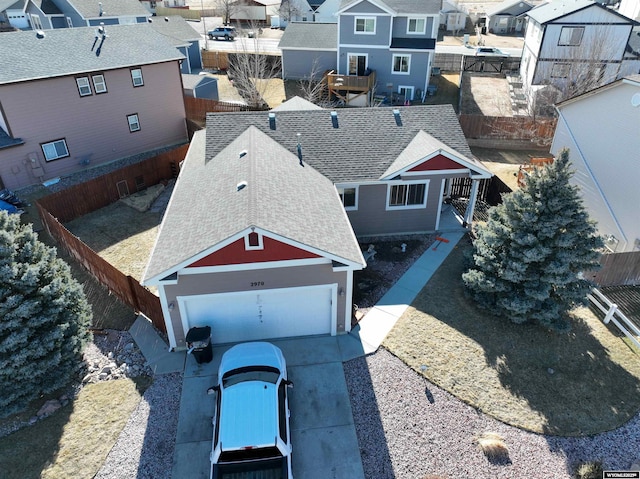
{"left": 484, "top": 0, "right": 532, "bottom": 35}
{"left": 551, "top": 75, "right": 640, "bottom": 253}
{"left": 0, "top": 0, "right": 149, "bottom": 30}
{"left": 520, "top": 0, "right": 639, "bottom": 108}
{"left": 0, "top": 25, "right": 188, "bottom": 190}
{"left": 279, "top": 0, "right": 440, "bottom": 104}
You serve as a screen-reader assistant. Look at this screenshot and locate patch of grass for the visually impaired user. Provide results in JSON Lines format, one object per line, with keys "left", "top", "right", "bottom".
{"left": 65, "top": 201, "right": 162, "bottom": 280}
{"left": 383, "top": 236, "right": 640, "bottom": 436}
{"left": 475, "top": 432, "right": 510, "bottom": 463}
{"left": 574, "top": 460, "right": 603, "bottom": 479}
{"left": 0, "top": 378, "right": 148, "bottom": 479}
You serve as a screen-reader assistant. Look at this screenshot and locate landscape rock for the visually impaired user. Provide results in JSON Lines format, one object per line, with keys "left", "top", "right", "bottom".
{"left": 37, "top": 399, "right": 62, "bottom": 417}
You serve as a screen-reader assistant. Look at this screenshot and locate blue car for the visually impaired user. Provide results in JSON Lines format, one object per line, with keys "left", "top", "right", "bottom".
{"left": 0, "top": 199, "right": 23, "bottom": 215}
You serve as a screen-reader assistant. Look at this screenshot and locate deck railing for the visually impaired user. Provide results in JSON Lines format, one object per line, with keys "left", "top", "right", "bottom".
{"left": 326, "top": 70, "right": 376, "bottom": 92}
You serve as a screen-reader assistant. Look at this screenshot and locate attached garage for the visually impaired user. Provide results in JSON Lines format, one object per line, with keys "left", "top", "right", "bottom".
{"left": 178, "top": 285, "right": 337, "bottom": 344}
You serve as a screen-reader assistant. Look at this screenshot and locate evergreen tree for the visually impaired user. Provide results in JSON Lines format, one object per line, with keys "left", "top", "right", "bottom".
{"left": 462, "top": 149, "right": 603, "bottom": 332}
{"left": 0, "top": 211, "right": 92, "bottom": 417}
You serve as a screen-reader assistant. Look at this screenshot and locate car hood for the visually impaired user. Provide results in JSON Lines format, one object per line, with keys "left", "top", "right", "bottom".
{"left": 219, "top": 342, "right": 286, "bottom": 377}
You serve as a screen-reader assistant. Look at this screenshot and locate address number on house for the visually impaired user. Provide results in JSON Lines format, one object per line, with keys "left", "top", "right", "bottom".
{"left": 250, "top": 281, "right": 264, "bottom": 287}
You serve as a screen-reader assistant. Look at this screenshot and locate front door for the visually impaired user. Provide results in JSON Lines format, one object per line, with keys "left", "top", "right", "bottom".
{"left": 348, "top": 54, "right": 367, "bottom": 76}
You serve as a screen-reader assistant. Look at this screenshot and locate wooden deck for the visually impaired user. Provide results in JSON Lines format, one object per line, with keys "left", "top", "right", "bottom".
{"left": 325, "top": 70, "right": 377, "bottom": 106}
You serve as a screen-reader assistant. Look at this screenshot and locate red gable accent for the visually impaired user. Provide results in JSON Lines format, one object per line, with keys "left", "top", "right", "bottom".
{"left": 408, "top": 154, "right": 466, "bottom": 172}
{"left": 188, "top": 236, "right": 321, "bottom": 267}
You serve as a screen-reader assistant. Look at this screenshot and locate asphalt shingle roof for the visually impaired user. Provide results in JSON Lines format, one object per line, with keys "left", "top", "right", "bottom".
{"left": 0, "top": 25, "right": 184, "bottom": 85}
{"left": 143, "top": 128, "right": 365, "bottom": 282}
{"left": 147, "top": 15, "right": 200, "bottom": 44}
{"left": 339, "top": 0, "right": 441, "bottom": 15}
{"left": 202, "top": 105, "right": 476, "bottom": 184}
{"left": 527, "top": 0, "right": 602, "bottom": 24}
{"left": 0, "top": 0, "right": 23, "bottom": 11}
{"left": 278, "top": 22, "right": 337, "bottom": 50}
{"left": 69, "top": 0, "right": 149, "bottom": 18}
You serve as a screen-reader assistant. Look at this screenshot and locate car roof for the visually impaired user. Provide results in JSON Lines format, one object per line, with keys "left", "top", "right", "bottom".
{"left": 219, "top": 342, "right": 286, "bottom": 378}
{"left": 219, "top": 381, "right": 279, "bottom": 450}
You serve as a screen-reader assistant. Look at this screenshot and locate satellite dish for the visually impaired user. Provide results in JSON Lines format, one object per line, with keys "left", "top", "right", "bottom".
{"left": 632, "top": 93, "right": 640, "bottom": 107}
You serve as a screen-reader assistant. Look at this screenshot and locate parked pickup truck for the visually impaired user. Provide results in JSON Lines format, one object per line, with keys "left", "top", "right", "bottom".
{"left": 208, "top": 342, "right": 294, "bottom": 479}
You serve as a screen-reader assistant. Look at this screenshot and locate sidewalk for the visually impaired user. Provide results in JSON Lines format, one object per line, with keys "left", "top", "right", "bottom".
{"left": 344, "top": 229, "right": 466, "bottom": 357}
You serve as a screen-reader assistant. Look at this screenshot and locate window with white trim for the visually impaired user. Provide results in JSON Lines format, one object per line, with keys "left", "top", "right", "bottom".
{"left": 337, "top": 186, "right": 358, "bottom": 210}
{"left": 399, "top": 86, "right": 414, "bottom": 101}
{"left": 245, "top": 231, "right": 264, "bottom": 250}
{"left": 551, "top": 62, "right": 570, "bottom": 78}
{"left": 131, "top": 68, "right": 144, "bottom": 87}
{"left": 92, "top": 74, "right": 107, "bottom": 94}
{"left": 407, "top": 17, "right": 426, "bottom": 34}
{"left": 41, "top": 139, "right": 69, "bottom": 162}
{"left": 127, "top": 114, "right": 140, "bottom": 132}
{"left": 355, "top": 17, "right": 375, "bottom": 34}
{"left": 558, "top": 26, "right": 584, "bottom": 46}
{"left": 76, "top": 77, "right": 92, "bottom": 96}
{"left": 392, "top": 54, "right": 411, "bottom": 74}
{"left": 387, "top": 182, "right": 427, "bottom": 209}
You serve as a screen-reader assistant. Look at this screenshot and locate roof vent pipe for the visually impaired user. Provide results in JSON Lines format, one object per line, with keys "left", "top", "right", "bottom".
{"left": 35, "top": 30, "right": 45, "bottom": 39}
{"left": 330, "top": 111, "right": 338, "bottom": 129}
{"left": 268, "top": 112, "right": 276, "bottom": 130}
{"left": 239, "top": 149, "right": 247, "bottom": 159}
{"left": 99, "top": 2, "right": 103, "bottom": 16}
{"left": 393, "top": 109, "right": 402, "bottom": 126}
{"left": 296, "top": 133, "right": 303, "bottom": 166}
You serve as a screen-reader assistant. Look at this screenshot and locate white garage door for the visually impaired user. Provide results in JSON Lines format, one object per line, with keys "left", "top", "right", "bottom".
{"left": 179, "top": 285, "right": 335, "bottom": 344}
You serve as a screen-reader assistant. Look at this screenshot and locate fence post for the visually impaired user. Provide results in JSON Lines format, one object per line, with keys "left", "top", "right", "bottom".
{"left": 603, "top": 303, "right": 618, "bottom": 324}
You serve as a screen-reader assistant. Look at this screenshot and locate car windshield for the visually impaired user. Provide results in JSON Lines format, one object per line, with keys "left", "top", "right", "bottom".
{"left": 222, "top": 366, "right": 280, "bottom": 388}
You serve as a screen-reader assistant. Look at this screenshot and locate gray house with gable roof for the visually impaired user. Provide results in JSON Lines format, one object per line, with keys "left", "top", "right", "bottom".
{"left": 0, "top": 25, "right": 187, "bottom": 190}
{"left": 0, "top": 0, "right": 149, "bottom": 30}
{"left": 148, "top": 15, "right": 202, "bottom": 74}
{"left": 142, "top": 101, "right": 492, "bottom": 348}
{"left": 279, "top": 0, "right": 440, "bottom": 104}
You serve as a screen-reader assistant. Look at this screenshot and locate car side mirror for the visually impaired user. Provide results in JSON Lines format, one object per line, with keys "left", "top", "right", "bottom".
{"left": 207, "top": 385, "right": 220, "bottom": 395}
{"left": 284, "top": 379, "right": 294, "bottom": 388}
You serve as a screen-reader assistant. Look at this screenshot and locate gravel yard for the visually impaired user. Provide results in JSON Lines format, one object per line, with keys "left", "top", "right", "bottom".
{"left": 345, "top": 348, "right": 640, "bottom": 478}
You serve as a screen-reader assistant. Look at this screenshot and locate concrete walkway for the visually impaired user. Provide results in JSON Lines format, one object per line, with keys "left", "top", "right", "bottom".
{"left": 129, "top": 316, "right": 185, "bottom": 374}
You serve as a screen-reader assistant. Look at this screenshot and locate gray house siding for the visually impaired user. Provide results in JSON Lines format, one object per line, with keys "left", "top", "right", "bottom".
{"left": 282, "top": 49, "right": 337, "bottom": 80}
{"left": 339, "top": 14, "right": 392, "bottom": 46}
{"left": 343, "top": 0, "right": 387, "bottom": 14}
{"left": 0, "top": 62, "right": 187, "bottom": 189}
{"left": 392, "top": 17, "right": 435, "bottom": 38}
{"left": 345, "top": 182, "right": 437, "bottom": 236}
{"left": 376, "top": 50, "right": 431, "bottom": 98}
{"left": 163, "top": 263, "right": 349, "bottom": 347}
{"left": 187, "top": 42, "right": 202, "bottom": 70}
{"left": 178, "top": 46, "right": 190, "bottom": 73}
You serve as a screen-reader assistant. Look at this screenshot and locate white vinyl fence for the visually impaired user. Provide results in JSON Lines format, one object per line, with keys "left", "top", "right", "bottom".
{"left": 588, "top": 288, "right": 640, "bottom": 350}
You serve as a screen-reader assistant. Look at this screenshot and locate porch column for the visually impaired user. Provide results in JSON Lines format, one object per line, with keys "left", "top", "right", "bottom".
{"left": 463, "top": 178, "right": 480, "bottom": 227}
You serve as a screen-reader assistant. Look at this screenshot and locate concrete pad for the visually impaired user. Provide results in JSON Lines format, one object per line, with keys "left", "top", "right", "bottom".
{"left": 292, "top": 425, "right": 365, "bottom": 479}
{"left": 129, "top": 315, "right": 186, "bottom": 374}
{"left": 337, "top": 331, "right": 366, "bottom": 362}
{"left": 176, "top": 374, "right": 215, "bottom": 444}
{"left": 354, "top": 307, "right": 399, "bottom": 355}
{"left": 289, "top": 361, "right": 354, "bottom": 431}
{"left": 184, "top": 350, "right": 220, "bottom": 379}
{"left": 172, "top": 440, "right": 211, "bottom": 479}
{"left": 271, "top": 336, "right": 342, "bottom": 367}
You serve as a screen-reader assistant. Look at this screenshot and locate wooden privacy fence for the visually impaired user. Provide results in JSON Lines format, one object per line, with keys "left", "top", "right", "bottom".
{"left": 37, "top": 146, "right": 187, "bottom": 223}
{"left": 589, "top": 288, "right": 640, "bottom": 350}
{"left": 202, "top": 50, "right": 230, "bottom": 71}
{"left": 588, "top": 251, "right": 640, "bottom": 287}
{"left": 184, "top": 96, "right": 249, "bottom": 123}
{"left": 459, "top": 115, "right": 557, "bottom": 145}
{"left": 34, "top": 146, "right": 190, "bottom": 333}
{"left": 155, "top": 6, "right": 202, "bottom": 20}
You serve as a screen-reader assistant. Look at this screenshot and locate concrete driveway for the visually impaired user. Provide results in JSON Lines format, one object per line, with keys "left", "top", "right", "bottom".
{"left": 171, "top": 335, "right": 366, "bottom": 479}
